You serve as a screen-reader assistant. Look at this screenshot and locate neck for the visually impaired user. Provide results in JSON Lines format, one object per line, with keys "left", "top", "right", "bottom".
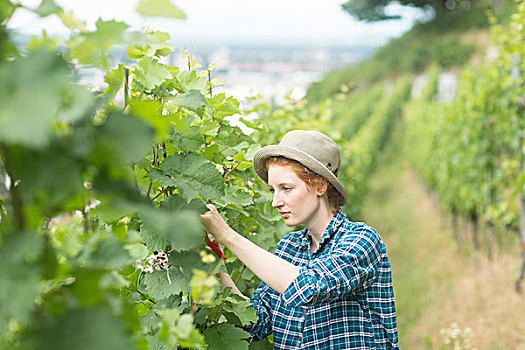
{"left": 306, "top": 205, "right": 336, "bottom": 247}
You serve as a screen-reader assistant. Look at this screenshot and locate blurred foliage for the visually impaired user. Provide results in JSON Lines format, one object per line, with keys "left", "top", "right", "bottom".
{"left": 404, "top": 0, "right": 525, "bottom": 239}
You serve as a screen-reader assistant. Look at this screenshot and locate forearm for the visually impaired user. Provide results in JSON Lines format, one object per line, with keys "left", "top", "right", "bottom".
{"left": 217, "top": 273, "right": 249, "bottom": 301}
{"left": 223, "top": 228, "right": 300, "bottom": 294}
{"left": 200, "top": 204, "right": 299, "bottom": 294}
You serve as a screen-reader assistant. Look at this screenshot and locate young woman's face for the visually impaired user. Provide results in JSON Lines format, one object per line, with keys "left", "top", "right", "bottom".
{"left": 268, "top": 164, "right": 323, "bottom": 228}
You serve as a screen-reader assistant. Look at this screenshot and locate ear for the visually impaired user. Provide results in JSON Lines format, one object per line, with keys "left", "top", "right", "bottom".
{"left": 316, "top": 180, "right": 328, "bottom": 197}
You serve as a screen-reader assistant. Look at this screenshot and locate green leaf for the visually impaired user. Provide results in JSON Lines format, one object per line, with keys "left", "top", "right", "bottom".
{"left": 134, "top": 57, "right": 172, "bottom": 90}
{"left": 126, "top": 30, "right": 174, "bottom": 60}
{"left": 207, "top": 93, "right": 241, "bottom": 119}
{"left": 66, "top": 19, "right": 129, "bottom": 68}
{"left": 34, "top": 0, "right": 62, "bottom": 16}
{"left": 142, "top": 268, "right": 189, "bottom": 299}
{"left": 153, "top": 153, "right": 225, "bottom": 202}
{"left": 136, "top": 0, "right": 186, "bottom": 19}
{"left": 169, "top": 250, "right": 213, "bottom": 277}
{"left": 8, "top": 144, "right": 85, "bottom": 218}
{"left": 159, "top": 196, "right": 207, "bottom": 214}
{"left": 139, "top": 205, "right": 202, "bottom": 252}
{"left": 173, "top": 70, "right": 207, "bottom": 93}
{"left": 125, "top": 230, "right": 149, "bottom": 260}
{"left": 171, "top": 90, "right": 206, "bottom": 112}
{"left": 131, "top": 100, "right": 172, "bottom": 141}
{"left": 0, "top": 232, "right": 45, "bottom": 332}
{"left": 25, "top": 307, "right": 134, "bottom": 349}
{"left": 190, "top": 269, "right": 218, "bottom": 304}
{"left": 58, "top": 11, "right": 87, "bottom": 32}
{"left": 0, "top": 50, "right": 91, "bottom": 148}
{"left": 222, "top": 296, "right": 257, "bottom": 325}
{"left": 139, "top": 226, "right": 168, "bottom": 252}
{"left": 103, "top": 64, "right": 125, "bottom": 100}
{"left": 82, "top": 234, "right": 132, "bottom": 269}
{"left": 70, "top": 269, "right": 106, "bottom": 306}
{"left": 203, "top": 323, "right": 250, "bottom": 350}
{"left": 215, "top": 186, "right": 253, "bottom": 213}
{"left": 98, "top": 111, "right": 155, "bottom": 164}
{"left": 170, "top": 125, "right": 204, "bottom": 152}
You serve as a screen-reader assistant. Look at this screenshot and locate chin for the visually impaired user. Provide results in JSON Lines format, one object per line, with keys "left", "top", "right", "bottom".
{"left": 283, "top": 218, "right": 300, "bottom": 227}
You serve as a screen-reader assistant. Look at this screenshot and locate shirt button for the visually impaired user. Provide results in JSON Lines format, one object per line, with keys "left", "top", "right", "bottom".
{"left": 298, "top": 336, "right": 302, "bottom": 341}
{"left": 303, "top": 312, "right": 306, "bottom": 316}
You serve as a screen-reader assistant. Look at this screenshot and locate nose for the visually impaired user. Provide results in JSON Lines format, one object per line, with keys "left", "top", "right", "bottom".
{"left": 272, "top": 191, "right": 283, "bottom": 208}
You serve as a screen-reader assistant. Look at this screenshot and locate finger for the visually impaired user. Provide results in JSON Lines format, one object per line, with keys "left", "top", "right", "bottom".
{"left": 205, "top": 203, "right": 216, "bottom": 211}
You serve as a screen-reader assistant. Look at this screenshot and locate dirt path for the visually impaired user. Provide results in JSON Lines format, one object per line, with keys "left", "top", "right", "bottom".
{"left": 359, "top": 123, "right": 525, "bottom": 349}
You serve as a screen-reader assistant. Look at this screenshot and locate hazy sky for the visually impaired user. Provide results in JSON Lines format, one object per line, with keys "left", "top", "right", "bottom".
{"left": 9, "top": 0, "right": 423, "bottom": 47}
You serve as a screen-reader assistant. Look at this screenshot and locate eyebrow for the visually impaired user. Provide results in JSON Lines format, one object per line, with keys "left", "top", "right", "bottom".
{"left": 268, "top": 181, "right": 293, "bottom": 189}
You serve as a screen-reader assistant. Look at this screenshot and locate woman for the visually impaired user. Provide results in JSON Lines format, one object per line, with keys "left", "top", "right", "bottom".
{"left": 201, "top": 130, "right": 399, "bottom": 349}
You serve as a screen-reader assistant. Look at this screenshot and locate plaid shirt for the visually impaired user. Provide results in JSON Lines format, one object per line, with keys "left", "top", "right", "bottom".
{"left": 244, "top": 209, "right": 399, "bottom": 349}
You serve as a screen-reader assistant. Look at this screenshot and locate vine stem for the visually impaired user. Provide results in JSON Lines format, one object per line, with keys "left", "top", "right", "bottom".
{"left": 207, "top": 69, "right": 213, "bottom": 97}
{"left": 123, "top": 66, "right": 130, "bottom": 109}
{"left": 223, "top": 161, "right": 240, "bottom": 180}
{"left": 152, "top": 187, "right": 170, "bottom": 201}
{"left": 234, "top": 265, "right": 247, "bottom": 286}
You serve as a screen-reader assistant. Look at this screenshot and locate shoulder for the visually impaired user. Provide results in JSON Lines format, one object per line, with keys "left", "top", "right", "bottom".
{"left": 338, "top": 219, "right": 385, "bottom": 253}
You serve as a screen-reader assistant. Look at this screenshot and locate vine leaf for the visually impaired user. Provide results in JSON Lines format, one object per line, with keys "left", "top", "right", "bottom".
{"left": 222, "top": 296, "right": 257, "bottom": 325}
{"left": 170, "top": 124, "right": 204, "bottom": 152}
{"left": 203, "top": 323, "right": 250, "bottom": 350}
{"left": 143, "top": 268, "right": 190, "bottom": 299}
{"left": 0, "top": 50, "right": 90, "bottom": 148}
{"left": 34, "top": 0, "right": 62, "bottom": 17}
{"left": 81, "top": 234, "right": 132, "bottom": 269}
{"left": 0, "top": 233, "right": 45, "bottom": 333}
{"left": 98, "top": 111, "right": 155, "bottom": 164}
{"left": 139, "top": 206, "right": 202, "bottom": 252}
{"left": 136, "top": 0, "right": 186, "bottom": 19}
{"left": 207, "top": 93, "right": 241, "bottom": 119}
{"left": 24, "top": 307, "right": 134, "bottom": 349}
{"left": 215, "top": 186, "right": 253, "bottom": 214}
{"left": 152, "top": 153, "right": 225, "bottom": 202}
{"left": 173, "top": 70, "right": 208, "bottom": 93}
{"left": 67, "top": 19, "right": 129, "bottom": 68}
{"left": 171, "top": 90, "right": 206, "bottom": 112}
{"left": 134, "top": 57, "right": 172, "bottom": 90}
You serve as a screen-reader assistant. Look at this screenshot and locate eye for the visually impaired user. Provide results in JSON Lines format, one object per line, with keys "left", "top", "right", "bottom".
{"left": 268, "top": 188, "right": 274, "bottom": 193}
{"left": 283, "top": 186, "right": 292, "bottom": 191}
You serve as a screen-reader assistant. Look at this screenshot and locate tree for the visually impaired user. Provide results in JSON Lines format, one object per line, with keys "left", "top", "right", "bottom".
{"left": 340, "top": 0, "right": 480, "bottom": 22}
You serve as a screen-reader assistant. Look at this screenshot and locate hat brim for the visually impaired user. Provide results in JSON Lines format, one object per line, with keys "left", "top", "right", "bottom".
{"left": 253, "top": 145, "right": 348, "bottom": 206}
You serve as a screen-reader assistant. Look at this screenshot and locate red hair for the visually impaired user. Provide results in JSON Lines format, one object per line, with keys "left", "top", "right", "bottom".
{"left": 266, "top": 156, "right": 340, "bottom": 210}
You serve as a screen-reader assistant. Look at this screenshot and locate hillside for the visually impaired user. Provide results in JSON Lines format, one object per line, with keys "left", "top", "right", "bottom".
{"left": 306, "top": 0, "right": 517, "bottom": 102}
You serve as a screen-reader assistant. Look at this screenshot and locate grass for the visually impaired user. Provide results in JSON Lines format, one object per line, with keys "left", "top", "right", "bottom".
{"left": 358, "top": 119, "right": 525, "bottom": 349}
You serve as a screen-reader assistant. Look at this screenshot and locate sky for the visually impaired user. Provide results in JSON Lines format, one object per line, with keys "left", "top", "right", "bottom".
{"left": 9, "top": 0, "right": 424, "bottom": 47}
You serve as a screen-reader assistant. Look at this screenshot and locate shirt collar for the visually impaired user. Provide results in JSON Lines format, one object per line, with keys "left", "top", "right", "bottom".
{"left": 300, "top": 209, "right": 346, "bottom": 254}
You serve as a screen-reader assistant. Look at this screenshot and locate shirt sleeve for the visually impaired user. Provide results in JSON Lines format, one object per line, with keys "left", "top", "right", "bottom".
{"left": 242, "top": 282, "right": 273, "bottom": 341}
{"left": 281, "top": 226, "right": 384, "bottom": 307}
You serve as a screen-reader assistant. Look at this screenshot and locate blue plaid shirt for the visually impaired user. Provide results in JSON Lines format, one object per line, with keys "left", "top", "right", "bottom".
{"left": 244, "top": 209, "right": 399, "bottom": 349}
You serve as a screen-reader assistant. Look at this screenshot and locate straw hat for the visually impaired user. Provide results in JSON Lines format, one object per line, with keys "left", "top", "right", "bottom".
{"left": 253, "top": 130, "right": 348, "bottom": 206}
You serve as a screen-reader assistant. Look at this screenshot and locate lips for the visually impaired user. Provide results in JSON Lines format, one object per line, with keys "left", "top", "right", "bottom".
{"left": 279, "top": 211, "right": 291, "bottom": 218}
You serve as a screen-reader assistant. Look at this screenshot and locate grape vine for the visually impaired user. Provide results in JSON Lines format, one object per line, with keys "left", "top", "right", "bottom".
{"left": 0, "top": 0, "right": 411, "bottom": 348}
{"left": 403, "top": 2, "right": 525, "bottom": 290}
